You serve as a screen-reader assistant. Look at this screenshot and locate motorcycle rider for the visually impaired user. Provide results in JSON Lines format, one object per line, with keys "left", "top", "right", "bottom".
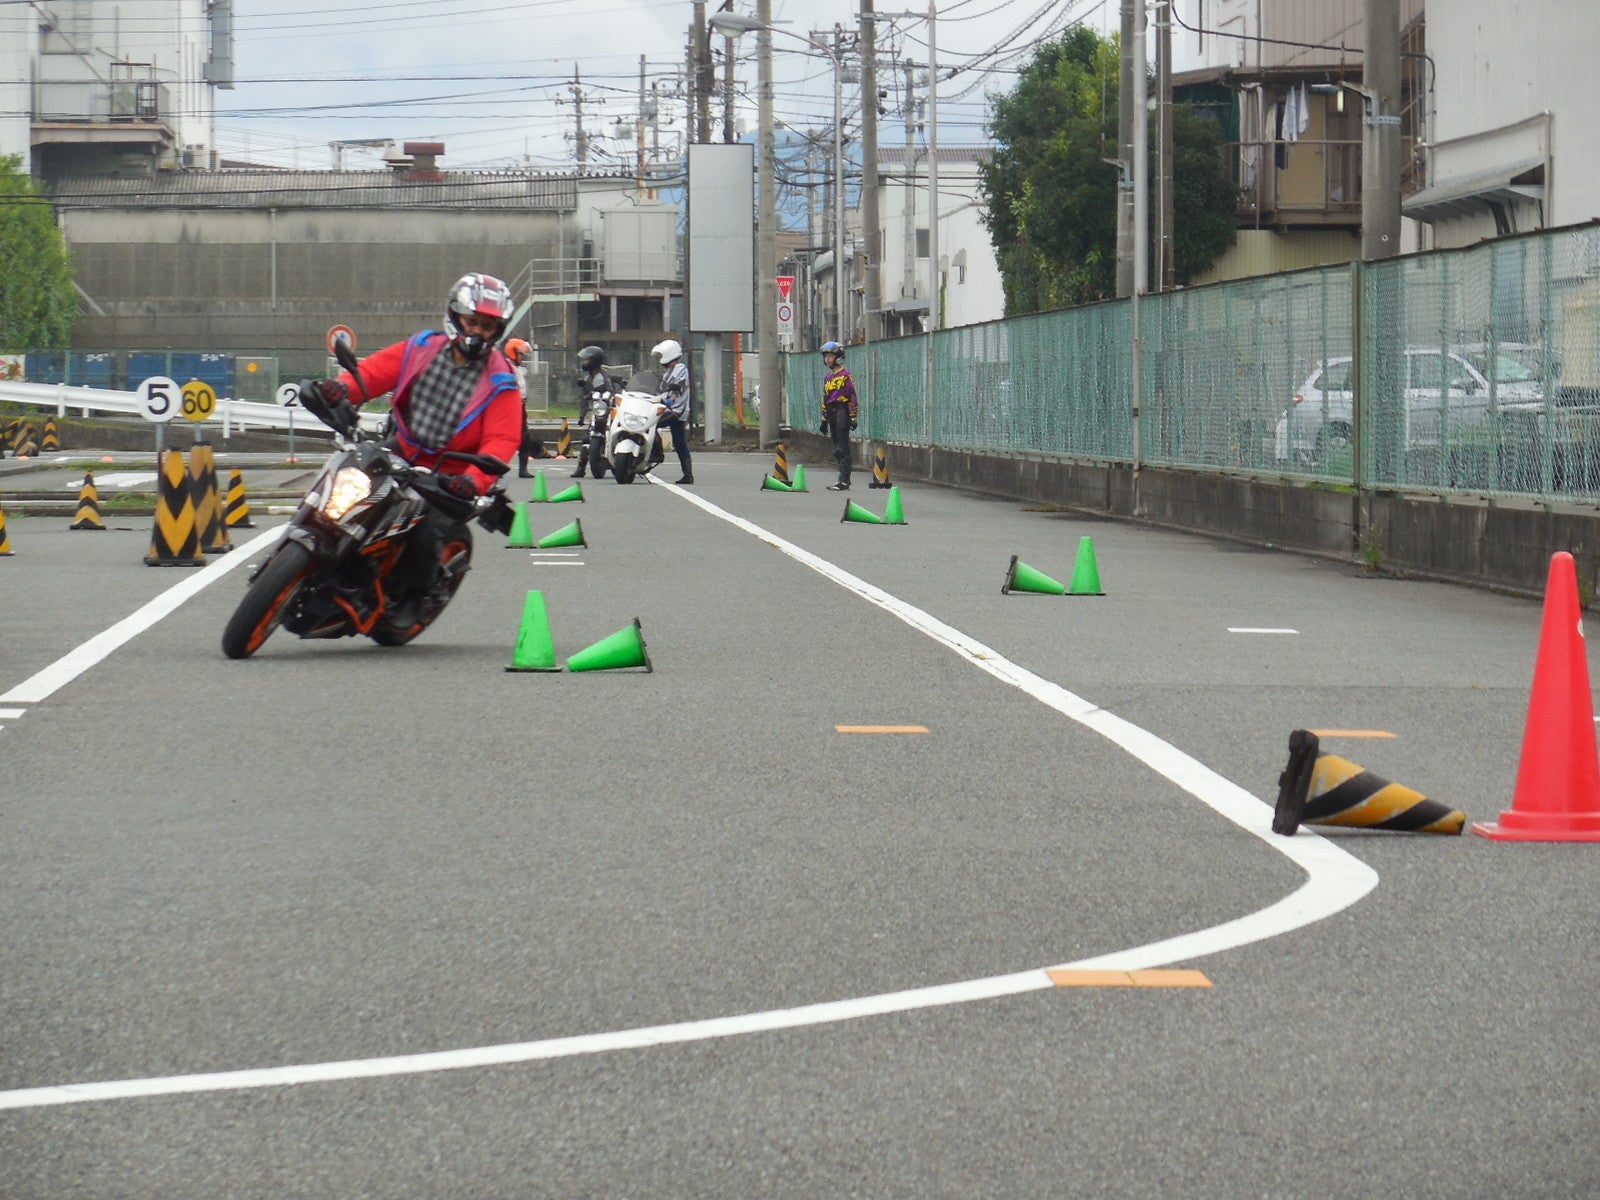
{"left": 646, "top": 338, "right": 694, "bottom": 485}
{"left": 570, "top": 344, "right": 621, "bottom": 479}
{"left": 300, "top": 272, "right": 523, "bottom": 628}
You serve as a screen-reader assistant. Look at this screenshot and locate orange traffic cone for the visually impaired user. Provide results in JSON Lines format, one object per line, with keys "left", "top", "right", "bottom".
{"left": 1474, "top": 551, "right": 1600, "bottom": 841}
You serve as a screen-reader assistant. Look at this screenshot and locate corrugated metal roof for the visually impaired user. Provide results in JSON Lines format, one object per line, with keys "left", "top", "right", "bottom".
{"left": 47, "top": 169, "right": 579, "bottom": 211}
{"left": 877, "top": 146, "right": 992, "bottom": 166}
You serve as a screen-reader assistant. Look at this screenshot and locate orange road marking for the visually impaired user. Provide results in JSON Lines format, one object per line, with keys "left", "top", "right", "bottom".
{"left": 835, "top": 725, "right": 929, "bottom": 734}
{"left": 1047, "top": 969, "right": 1212, "bottom": 989}
{"left": 1308, "top": 730, "right": 1396, "bottom": 739}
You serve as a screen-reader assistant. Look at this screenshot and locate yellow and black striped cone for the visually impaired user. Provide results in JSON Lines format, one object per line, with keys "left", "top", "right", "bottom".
{"left": 1273, "top": 729, "right": 1465, "bottom": 836}
{"left": 69, "top": 473, "right": 106, "bottom": 530}
{"left": 0, "top": 418, "right": 18, "bottom": 455}
{"left": 145, "top": 449, "right": 203, "bottom": 566}
{"left": 772, "top": 442, "right": 791, "bottom": 485}
{"left": 189, "top": 444, "right": 232, "bottom": 554}
{"left": 557, "top": 418, "right": 572, "bottom": 459}
{"left": 42, "top": 417, "right": 60, "bottom": 452}
{"left": 869, "top": 445, "right": 890, "bottom": 488}
{"left": 223, "top": 469, "right": 256, "bottom": 528}
{"left": 0, "top": 502, "right": 13, "bottom": 555}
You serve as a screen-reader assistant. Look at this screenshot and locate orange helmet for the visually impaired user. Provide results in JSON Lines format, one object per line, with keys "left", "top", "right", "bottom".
{"left": 503, "top": 337, "right": 531, "bottom": 366}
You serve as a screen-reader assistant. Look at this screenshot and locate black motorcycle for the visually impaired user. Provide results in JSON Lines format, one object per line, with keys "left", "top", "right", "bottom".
{"left": 581, "top": 379, "right": 614, "bottom": 479}
{"left": 221, "top": 343, "right": 514, "bottom": 659}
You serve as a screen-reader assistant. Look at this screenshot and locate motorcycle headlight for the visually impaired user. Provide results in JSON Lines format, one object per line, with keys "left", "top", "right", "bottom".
{"left": 622, "top": 413, "right": 648, "bottom": 432}
{"left": 322, "top": 465, "right": 373, "bottom": 520}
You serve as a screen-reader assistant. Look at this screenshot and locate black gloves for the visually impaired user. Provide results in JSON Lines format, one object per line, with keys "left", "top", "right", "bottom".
{"left": 298, "top": 379, "right": 356, "bottom": 433}
{"left": 819, "top": 420, "right": 829, "bottom": 435}
{"left": 438, "top": 473, "right": 478, "bottom": 501}
{"left": 849, "top": 421, "right": 858, "bottom": 431}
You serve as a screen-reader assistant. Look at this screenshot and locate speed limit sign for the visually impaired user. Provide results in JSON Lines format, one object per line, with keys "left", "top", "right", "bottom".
{"left": 136, "top": 376, "right": 180, "bottom": 423}
{"left": 180, "top": 380, "right": 217, "bottom": 422}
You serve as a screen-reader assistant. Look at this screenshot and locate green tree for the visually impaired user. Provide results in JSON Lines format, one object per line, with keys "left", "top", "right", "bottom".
{"left": 979, "top": 28, "right": 1237, "bottom": 315}
{"left": 0, "top": 156, "right": 76, "bottom": 350}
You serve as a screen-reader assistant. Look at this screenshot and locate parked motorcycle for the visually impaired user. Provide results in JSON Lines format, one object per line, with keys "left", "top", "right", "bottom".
{"left": 221, "top": 342, "right": 515, "bottom": 659}
{"left": 604, "top": 370, "right": 668, "bottom": 485}
{"left": 581, "top": 381, "right": 614, "bottom": 480}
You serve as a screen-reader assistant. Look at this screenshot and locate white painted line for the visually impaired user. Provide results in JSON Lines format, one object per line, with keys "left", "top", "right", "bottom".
{"left": 527, "top": 561, "right": 586, "bottom": 567}
{"left": 1228, "top": 627, "right": 1298, "bottom": 635}
{"left": 0, "top": 526, "right": 282, "bottom": 706}
{"left": 0, "top": 707, "right": 24, "bottom": 719}
{"left": 0, "top": 489, "right": 1376, "bottom": 1110}
{"left": 87, "top": 472, "right": 157, "bottom": 489}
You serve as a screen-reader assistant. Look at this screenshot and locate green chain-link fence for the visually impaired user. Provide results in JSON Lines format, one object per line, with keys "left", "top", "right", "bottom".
{"left": 784, "top": 222, "right": 1600, "bottom": 505}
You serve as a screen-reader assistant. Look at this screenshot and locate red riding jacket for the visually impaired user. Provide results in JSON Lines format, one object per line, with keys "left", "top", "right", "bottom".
{"left": 336, "top": 331, "right": 523, "bottom": 495}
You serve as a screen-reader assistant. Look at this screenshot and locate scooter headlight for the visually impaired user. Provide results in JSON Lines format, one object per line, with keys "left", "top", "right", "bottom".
{"left": 622, "top": 412, "right": 648, "bottom": 432}
{"left": 322, "top": 466, "right": 373, "bottom": 520}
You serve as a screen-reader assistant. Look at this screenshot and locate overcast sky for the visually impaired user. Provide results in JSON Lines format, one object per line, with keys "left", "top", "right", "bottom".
{"left": 216, "top": 0, "right": 1120, "bottom": 172}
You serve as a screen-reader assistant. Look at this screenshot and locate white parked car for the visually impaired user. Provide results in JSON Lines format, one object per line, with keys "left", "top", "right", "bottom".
{"left": 1274, "top": 347, "right": 1545, "bottom": 464}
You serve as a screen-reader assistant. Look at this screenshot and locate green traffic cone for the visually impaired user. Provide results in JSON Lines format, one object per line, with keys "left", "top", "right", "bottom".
{"left": 1068, "top": 535, "right": 1105, "bottom": 596}
{"left": 505, "top": 501, "right": 534, "bottom": 548}
{"left": 566, "top": 618, "right": 652, "bottom": 672}
{"left": 790, "top": 463, "right": 809, "bottom": 492}
{"left": 842, "top": 500, "right": 884, "bottom": 524}
{"left": 506, "top": 590, "right": 560, "bottom": 672}
{"left": 548, "top": 481, "right": 585, "bottom": 503}
{"left": 884, "top": 485, "right": 905, "bottom": 525}
{"left": 1002, "top": 555, "right": 1067, "bottom": 595}
{"left": 530, "top": 471, "right": 549, "bottom": 502}
{"left": 536, "top": 519, "right": 586, "bottom": 549}
{"left": 761, "top": 473, "right": 794, "bottom": 492}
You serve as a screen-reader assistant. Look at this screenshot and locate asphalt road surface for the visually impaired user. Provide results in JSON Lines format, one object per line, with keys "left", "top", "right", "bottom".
{"left": 2, "top": 450, "right": 1597, "bottom": 1198}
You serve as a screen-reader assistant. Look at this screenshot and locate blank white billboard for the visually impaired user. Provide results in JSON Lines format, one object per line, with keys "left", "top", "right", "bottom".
{"left": 687, "top": 143, "right": 755, "bottom": 333}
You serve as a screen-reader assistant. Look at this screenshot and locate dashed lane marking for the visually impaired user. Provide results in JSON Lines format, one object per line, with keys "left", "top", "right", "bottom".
{"left": 836, "top": 725, "right": 929, "bottom": 734}
{"left": 1309, "top": 730, "right": 1397, "bottom": 739}
{"left": 1228, "top": 627, "right": 1298, "bottom": 634}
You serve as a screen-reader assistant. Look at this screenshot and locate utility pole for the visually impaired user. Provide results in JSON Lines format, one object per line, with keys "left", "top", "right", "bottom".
{"left": 1362, "top": 0, "right": 1402, "bottom": 260}
{"left": 1156, "top": 0, "right": 1174, "bottom": 290}
{"left": 903, "top": 58, "right": 917, "bottom": 306}
{"left": 859, "top": 0, "right": 881, "bottom": 345}
{"left": 692, "top": 0, "right": 711, "bottom": 144}
{"left": 568, "top": 66, "right": 589, "bottom": 168}
{"left": 636, "top": 56, "right": 647, "bottom": 198}
{"left": 722, "top": 25, "right": 736, "bottom": 142}
{"left": 1115, "top": 0, "right": 1135, "bottom": 297}
{"left": 756, "top": 0, "right": 779, "bottom": 446}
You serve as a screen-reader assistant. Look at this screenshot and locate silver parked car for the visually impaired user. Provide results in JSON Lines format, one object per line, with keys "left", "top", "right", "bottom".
{"left": 1274, "top": 346, "right": 1545, "bottom": 464}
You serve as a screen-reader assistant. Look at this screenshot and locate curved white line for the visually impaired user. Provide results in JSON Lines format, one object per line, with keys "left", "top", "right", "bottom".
{"left": 0, "top": 483, "right": 1377, "bottom": 1110}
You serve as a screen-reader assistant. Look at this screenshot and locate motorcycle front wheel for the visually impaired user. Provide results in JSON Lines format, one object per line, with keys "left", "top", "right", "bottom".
{"left": 221, "top": 540, "right": 317, "bottom": 659}
{"left": 611, "top": 451, "right": 636, "bottom": 484}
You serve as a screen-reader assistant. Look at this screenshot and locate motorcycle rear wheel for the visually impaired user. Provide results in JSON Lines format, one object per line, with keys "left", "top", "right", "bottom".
{"left": 371, "top": 532, "right": 473, "bottom": 646}
{"left": 221, "top": 540, "right": 317, "bottom": 659}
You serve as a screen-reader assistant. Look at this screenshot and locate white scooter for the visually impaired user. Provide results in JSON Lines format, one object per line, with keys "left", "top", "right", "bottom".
{"left": 605, "top": 382, "right": 668, "bottom": 485}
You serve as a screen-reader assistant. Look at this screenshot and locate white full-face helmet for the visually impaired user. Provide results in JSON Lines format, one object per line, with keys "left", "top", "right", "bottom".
{"left": 651, "top": 338, "right": 683, "bottom": 366}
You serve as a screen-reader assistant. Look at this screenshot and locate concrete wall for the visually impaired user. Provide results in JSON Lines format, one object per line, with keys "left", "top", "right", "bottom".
{"left": 803, "top": 432, "right": 1600, "bottom": 605}
{"left": 62, "top": 207, "right": 580, "bottom": 374}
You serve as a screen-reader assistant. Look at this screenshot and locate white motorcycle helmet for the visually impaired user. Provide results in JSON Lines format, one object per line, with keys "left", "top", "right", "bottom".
{"left": 651, "top": 338, "right": 683, "bottom": 366}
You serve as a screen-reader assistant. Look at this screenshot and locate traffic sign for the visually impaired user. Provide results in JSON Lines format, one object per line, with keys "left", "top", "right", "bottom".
{"left": 136, "top": 376, "right": 180, "bottom": 423}
{"left": 776, "top": 275, "right": 794, "bottom": 302}
{"left": 777, "top": 302, "right": 796, "bottom": 338}
{"left": 326, "top": 324, "right": 356, "bottom": 355}
{"left": 277, "top": 382, "right": 300, "bottom": 406}
{"left": 179, "top": 380, "right": 217, "bottom": 422}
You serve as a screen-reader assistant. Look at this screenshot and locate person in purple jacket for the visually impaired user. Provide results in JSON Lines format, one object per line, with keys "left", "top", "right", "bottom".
{"left": 818, "top": 340, "right": 858, "bottom": 491}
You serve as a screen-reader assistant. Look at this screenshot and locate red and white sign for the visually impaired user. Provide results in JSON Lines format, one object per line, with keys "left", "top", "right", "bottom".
{"left": 775, "top": 275, "right": 794, "bottom": 302}
{"left": 326, "top": 325, "right": 356, "bottom": 355}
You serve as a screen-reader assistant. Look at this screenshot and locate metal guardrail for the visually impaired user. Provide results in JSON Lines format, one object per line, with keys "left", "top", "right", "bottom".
{"left": 0, "top": 379, "right": 387, "bottom": 436}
